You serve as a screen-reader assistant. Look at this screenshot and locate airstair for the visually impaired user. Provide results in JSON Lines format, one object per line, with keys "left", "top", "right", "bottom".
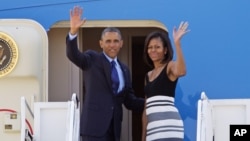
{"left": 20, "top": 93, "right": 80, "bottom": 141}
{"left": 196, "top": 92, "right": 250, "bottom": 141}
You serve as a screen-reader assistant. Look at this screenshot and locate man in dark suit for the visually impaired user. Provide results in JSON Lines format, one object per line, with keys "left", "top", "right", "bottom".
{"left": 66, "top": 6, "right": 144, "bottom": 141}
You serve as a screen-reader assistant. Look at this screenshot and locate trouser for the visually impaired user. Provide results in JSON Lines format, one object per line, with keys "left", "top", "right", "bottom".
{"left": 81, "top": 120, "right": 115, "bottom": 141}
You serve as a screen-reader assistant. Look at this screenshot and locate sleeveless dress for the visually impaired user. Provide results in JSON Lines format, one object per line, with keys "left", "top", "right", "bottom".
{"left": 144, "top": 65, "right": 184, "bottom": 141}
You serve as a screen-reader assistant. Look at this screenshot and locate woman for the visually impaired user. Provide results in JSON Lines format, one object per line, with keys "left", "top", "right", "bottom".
{"left": 141, "top": 21, "right": 190, "bottom": 141}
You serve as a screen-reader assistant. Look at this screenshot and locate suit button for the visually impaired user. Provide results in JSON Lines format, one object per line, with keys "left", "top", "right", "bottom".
{"left": 111, "top": 107, "right": 114, "bottom": 110}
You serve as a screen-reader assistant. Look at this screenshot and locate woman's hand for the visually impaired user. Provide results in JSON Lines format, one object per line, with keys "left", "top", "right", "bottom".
{"left": 173, "top": 21, "right": 190, "bottom": 44}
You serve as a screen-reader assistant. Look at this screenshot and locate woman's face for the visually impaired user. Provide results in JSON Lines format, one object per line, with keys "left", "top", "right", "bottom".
{"left": 147, "top": 37, "right": 166, "bottom": 63}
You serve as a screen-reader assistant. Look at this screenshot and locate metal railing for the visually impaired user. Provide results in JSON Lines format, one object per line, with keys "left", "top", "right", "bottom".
{"left": 20, "top": 97, "right": 34, "bottom": 141}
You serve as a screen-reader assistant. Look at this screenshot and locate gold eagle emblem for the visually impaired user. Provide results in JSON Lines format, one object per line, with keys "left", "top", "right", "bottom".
{"left": 0, "top": 45, "right": 7, "bottom": 65}
{"left": 0, "top": 32, "right": 18, "bottom": 77}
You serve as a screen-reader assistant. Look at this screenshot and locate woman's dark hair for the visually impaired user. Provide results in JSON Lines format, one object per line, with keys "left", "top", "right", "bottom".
{"left": 143, "top": 31, "right": 173, "bottom": 68}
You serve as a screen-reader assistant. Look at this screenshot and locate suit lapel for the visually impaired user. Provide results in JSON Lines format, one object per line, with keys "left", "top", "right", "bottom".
{"left": 101, "top": 53, "right": 113, "bottom": 92}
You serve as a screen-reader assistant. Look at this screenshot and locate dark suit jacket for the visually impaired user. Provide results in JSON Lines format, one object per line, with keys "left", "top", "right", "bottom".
{"left": 66, "top": 35, "right": 144, "bottom": 140}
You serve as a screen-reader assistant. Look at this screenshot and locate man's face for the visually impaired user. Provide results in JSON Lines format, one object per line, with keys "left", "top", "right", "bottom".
{"left": 99, "top": 32, "right": 123, "bottom": 59}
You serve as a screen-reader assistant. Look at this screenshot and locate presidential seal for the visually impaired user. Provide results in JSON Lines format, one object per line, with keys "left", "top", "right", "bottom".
{"left": 0, "top": 32, "right": 18, "bottom": 77}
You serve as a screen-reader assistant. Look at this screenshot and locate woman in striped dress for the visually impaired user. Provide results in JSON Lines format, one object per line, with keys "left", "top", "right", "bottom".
{"left": 141, "top": 21, "right": 190, "bottom": 141}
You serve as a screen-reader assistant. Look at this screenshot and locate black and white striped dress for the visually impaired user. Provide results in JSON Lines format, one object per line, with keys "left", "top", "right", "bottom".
{"left": 144, "top": 65, "right": 184, "bottom": 141}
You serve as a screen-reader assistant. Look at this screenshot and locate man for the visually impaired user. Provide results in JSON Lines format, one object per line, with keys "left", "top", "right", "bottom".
{"left": 66, "top": 6, "right": 144, "bottom": 141}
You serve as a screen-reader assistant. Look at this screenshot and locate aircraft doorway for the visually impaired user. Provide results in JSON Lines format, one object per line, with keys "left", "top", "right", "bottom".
{"left": 131, "top": 36, "right": 150, "bottom": 141}
{"left": 48, "top": 20, "right": 168, "bottom": 141}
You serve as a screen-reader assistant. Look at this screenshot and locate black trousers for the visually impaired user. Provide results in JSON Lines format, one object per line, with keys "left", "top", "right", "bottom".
{"left": 81, "top": 120, "right": 115, "bottom": 141}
